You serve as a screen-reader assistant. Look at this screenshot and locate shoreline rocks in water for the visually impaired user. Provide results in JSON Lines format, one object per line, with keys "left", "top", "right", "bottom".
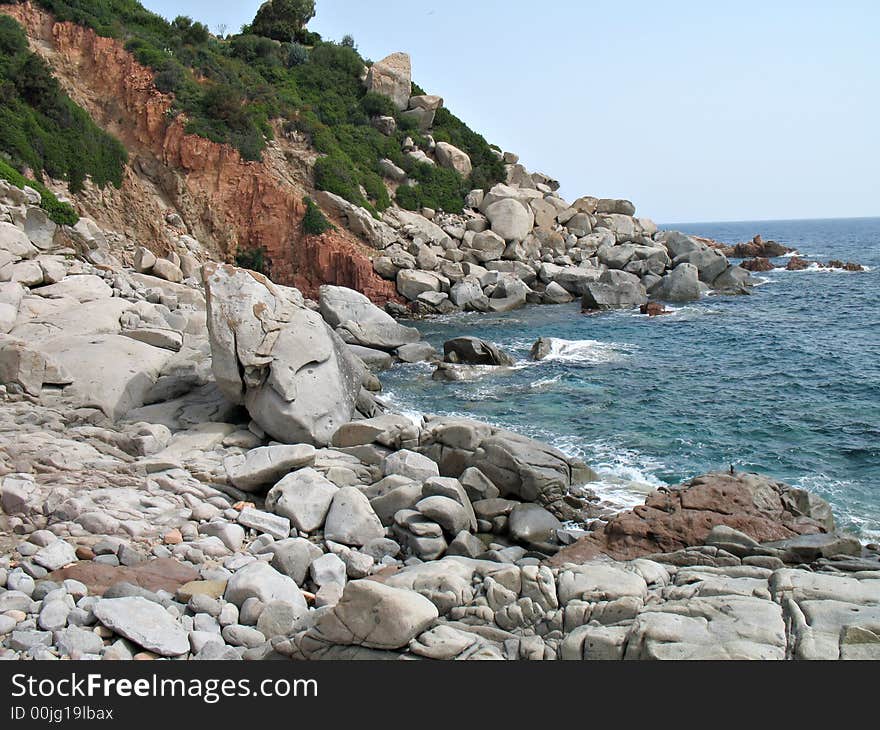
{"left": 0, "top": 144, "right": 875, "bottom": 662}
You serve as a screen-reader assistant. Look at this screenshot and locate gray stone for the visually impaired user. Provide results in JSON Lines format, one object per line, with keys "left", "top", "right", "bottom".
{"left": 256, "top": 600, "right": 307, "bottom": 639}
{"left": 237, "top": 509, "right": 291, "bottom": 540}
{"left": 304, "top": 579, "right": 438, "bottom": 651}
{"left": 266, "top": 467, "right": 339, "bottom": 533}
{"left": 93, "top": 597, "right": 189, "bottom": 657}
{"left": 321, "top": 285, "right": 420, "bottom": 351}
{"left": 382, "top": 449, "right": 440, "bottom": 482}
{"left": 224, "top": 562, "right": 307, "bottom": 611}
{"left": 203, "top": 264, "right": 364, "bottom": 447}
{"left": 508, "top": 503, "right": 563, "bottom": 547}
{"left": 224, "top": 444, "right": 316, "bottom": 492}
{"left": 324, "top": 487, "right": 385, "bottom": 547}
{"left": 33, "top": 541, "right": 76, "bottom": 572}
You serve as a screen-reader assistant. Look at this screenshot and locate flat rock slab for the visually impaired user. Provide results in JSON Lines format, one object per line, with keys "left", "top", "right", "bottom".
{"left": 47, "top": 558, "right": 198, "bottom": 596}
{"left": 93, "top": 596, "right": 189, "bottom": 657}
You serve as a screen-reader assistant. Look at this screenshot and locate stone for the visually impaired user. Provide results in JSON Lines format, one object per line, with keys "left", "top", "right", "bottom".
{"left": 93, "top": 597, "right": 188, "bottom": 657}
{"left": 396, "top": 342, "right": 438, "bottom": 363}
{"left": 56, "top": 626, "right": 104, "bottom": 656}
{"left": 305, "top": 579, "right": 438, "bottom": 651}
{"left": 203, "top": 264, "right": 364, "bottom": 447}
{"left": 224, "top": 444, "right": 316, "bottom": 492}
{"left": 33, "top": 541, "right": 77, "bottom": 572}
{"left": 324, "top": 487, "right": 385, "bottom": 547}
{"left": 551, "top": 472, "right": 833, "bottom": 565}
{"left": 508, "top": 504, "right": 563, "bottom": 547}
{"left": 382, "top": 449, "right": 440, "bottom": 482}
{"left": 310, "top": 553, "right": 347, "bottom": 588}
{"left": 266, "top": 468, "right": 339, "bottom": 533}
{"left": 543, "top": 281, "right": 574, "bottom": 304}
{"left": 416, "top": 496, "right": 472, "bottom": 536}
{"left": 651, "top": 262, "right": 702, "bottom": 302}
{"left": 435, "top": 142, "right": 473, "bottom": 177}
{"left": 122, "top": 328, "right": 183, "bottom": 352}
{"left": 224, "top": 562, "right": 306, "bottom": 611}
{"left": 581, "top": 272, "right": 647, "bottom": 311}
{"left": 443, "top": 337, "right": 514, "bottom": 366}
{"left": 485, "top": 199, "right": 534, "bottom": 242}
{"left": 320, "top": 285, "right": 420, "bottom": 350}
{"left": 237, "top": 509, "right": 291, "bottom": 540}
{"left": 256, "top": 600, "right": 307, "bottom": 639}
{"left": 365, "top": 52, "right": 412, "bottom": 111}
{"left": 396, "top": 269, "right": 442, "bottom": 301}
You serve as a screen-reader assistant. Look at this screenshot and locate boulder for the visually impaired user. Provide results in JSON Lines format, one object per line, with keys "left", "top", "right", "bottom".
{"left": 224, "top": 444, "right": 316, "bottom": 492}
{"left": 320, "top": 285, "right": 420, "bottom": 351}
{"left": 203, "top": 264, "right": 364, "bottom": 446}
{"left": 224, "top": 561, "right": 306, "bottom": 610}
{"left": 581, "top": 272, "right": 647, "bottom": 311}
{"left": 508, "top": 503, "right": 563, "bottom": 547}
{"left": 396, "top": 269, "right": 442, "bottom": 301}
{"left": 485, "top": 199, "right": 534, "bottom": 242}
{"left": 382, "top": 449, "right": 440, "bottom": 482}
{"left": 93, "top": 597, "right": 188, "bottom": 657}
{"left": 434, "top": 142, "right": 473, "bottom": 177}
{"left": 304, "top": 579, "right": 438, "bottom": 651}
{"left": 266, "top": 467, "right": 339, "bottom": 533}
{"left": 550, "top": 472, "right": 834, "bottom": 565}
{"left": 324, "top": 487, "right": 385, "bottom": 547}
{"left": 651, "top": 262, "right": 702, "bottom": 302}
{"left": 443, "top": 337, "right": 514, "bottom": 366}
{"left": 365, "top": 52, "right": 412, "bottom": 111}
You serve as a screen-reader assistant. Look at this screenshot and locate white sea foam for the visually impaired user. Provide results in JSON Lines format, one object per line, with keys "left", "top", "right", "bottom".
{"left": 532, "top": 338, "right": 637, "bottom": 365}
{"left": 529, "top": 374, "right": 563, "bottom": 389}
{"left": 549, "top": 436, "right": 669, "bottom": 513}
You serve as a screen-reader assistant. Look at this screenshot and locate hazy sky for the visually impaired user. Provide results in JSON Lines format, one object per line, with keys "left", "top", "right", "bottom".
{"left": 141, "top": 0, "right": 878, "bottom": 224}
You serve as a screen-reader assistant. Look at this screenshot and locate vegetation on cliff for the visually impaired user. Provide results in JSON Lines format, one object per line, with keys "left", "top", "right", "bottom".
{"left": 0, "top": 14, "right": 126, "bottom": 202}
{"left": 14, "top": 0, "right": 504, "bottom": 214}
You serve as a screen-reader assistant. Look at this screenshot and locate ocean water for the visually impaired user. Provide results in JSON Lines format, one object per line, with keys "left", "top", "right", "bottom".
{"left": 381, "top": 217, "right": 880, "bottom": 540}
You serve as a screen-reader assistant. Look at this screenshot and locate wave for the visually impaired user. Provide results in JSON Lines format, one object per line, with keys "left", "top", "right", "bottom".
{"left": 774, "top": 263, "right": 873, "bottom": 273}
{"left": 532, "top": 337, "right": 637, "bottom": 364}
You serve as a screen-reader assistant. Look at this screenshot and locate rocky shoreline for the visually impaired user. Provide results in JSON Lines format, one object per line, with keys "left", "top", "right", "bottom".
{"left": 2, "top": 172, "right": 880, "bottom": 661}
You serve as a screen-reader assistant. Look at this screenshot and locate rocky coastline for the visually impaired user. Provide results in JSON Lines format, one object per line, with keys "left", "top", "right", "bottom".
{"left": 2, "top": 176, "right": 879, "bottom": 662}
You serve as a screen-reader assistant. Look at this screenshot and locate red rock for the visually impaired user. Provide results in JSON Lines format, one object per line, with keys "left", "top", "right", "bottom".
{"left": 163, "top": 529, "right": 182, "bottom": 545}
{"left": 740, "top": 257, "right": 774, "bottom": 272}
{"left": 786, "top": 256, "right": 810, "bottom": 271}
{"left": 75, "top": 546, "right": 96, "bottom": 561}
{"left": 0, "top": 4, "right": 400, "bottom": 306}
{"left": 547, "top": 471, "right": 830, "bottom": 566}
{"left": 46, "top": 557, "right": 199, "bottom": 596}
{"left": 826, "top": 260, "right": 864, "bottom": 272}
{"left": 640, "top": 302, "right": 670, "bottom": 317}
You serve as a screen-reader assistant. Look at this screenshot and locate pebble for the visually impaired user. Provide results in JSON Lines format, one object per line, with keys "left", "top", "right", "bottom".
{"left": 221, "top": 624, "right": 266, "bottom": 649}
{"left": 218, "top": 603, "right": 239, "bottom": 627}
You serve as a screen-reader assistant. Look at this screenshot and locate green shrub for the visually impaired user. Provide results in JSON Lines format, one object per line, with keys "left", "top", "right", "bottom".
{"left": 313, "top": 153, "right": 363, "bottom": 206}
{"left": 0, "top": 157, "right": 79, "bottom": 225}
{"left": 301, "top": 196, "right": 333, "bottom": 235}
{"left": 235, "top": 246, "right": 271, "bottom": 275}
{"left": 21, "top": 0, "right": 506, "bottom": 211}
{"left": 251, "top": 0, "right": 316, "bottom": 43}
{"left": 0, "top": 16, "right": 127, "bottom": 195}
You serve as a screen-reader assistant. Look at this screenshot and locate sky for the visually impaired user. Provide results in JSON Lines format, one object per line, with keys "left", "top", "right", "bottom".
{"left": 141, "top": 0, "right": 879, "bottom": 224}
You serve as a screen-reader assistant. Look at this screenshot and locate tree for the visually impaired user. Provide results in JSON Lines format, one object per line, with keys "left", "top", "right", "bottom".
{"left": 251, "top": 0, "right": 316, "bottom": 43}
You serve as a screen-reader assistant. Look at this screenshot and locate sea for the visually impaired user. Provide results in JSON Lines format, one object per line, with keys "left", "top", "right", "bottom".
{"left": 380, "top": 217, "right": 880, "bottom": 540}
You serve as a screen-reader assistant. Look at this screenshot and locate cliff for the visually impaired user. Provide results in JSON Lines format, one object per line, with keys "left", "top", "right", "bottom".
{"left": 0, "top": 2, "right": 398, "bottom": 302}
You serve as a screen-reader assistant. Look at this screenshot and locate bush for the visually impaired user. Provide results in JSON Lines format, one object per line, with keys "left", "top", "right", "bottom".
{"left": 235, "top": 246, "right": 271, "bottom": 276}
{"left": 313, "top": 153, "right": 363, "bottom": 206}
{"left": 286, "top": 42, "right": 309, "bottom": 67}
{"left": 301, "top": 196, "right": 332, "bottom": 235}
{"left": 0, "top": 157, "right": 79, "bottom": 225}
{"left": 0, "top": 16, "right": 127, "bottom": 195}
{"left": 251, "top": 0, "right": 316, "bottom": 43}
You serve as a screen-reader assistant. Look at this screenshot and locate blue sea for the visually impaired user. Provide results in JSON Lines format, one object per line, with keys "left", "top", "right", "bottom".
{"left": 381, "top": 218, "right": 880, "bottom": 540}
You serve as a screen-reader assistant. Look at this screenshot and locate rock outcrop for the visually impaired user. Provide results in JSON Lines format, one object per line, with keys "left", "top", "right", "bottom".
{"left": 203, "top": 264, "right": 365, "bottom": 446}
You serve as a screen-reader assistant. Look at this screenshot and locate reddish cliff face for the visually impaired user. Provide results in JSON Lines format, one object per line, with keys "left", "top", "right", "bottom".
{"left": 0, "top": 2, "right": 399, "bottom": 303}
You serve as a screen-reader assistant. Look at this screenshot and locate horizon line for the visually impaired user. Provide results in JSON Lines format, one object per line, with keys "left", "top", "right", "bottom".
{"left": 660, "top": 214, "right": 880, "bottom": 228}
